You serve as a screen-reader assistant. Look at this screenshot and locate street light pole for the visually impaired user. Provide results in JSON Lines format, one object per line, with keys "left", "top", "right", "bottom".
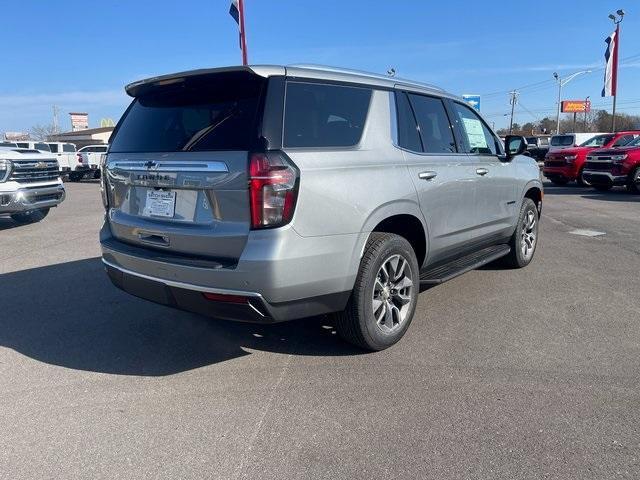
{"left": 553, "top": 70, "right": 592, "bottom": 134}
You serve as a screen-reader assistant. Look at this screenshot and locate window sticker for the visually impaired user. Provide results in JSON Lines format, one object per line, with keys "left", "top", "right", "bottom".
{"left": 462, "top": 117, "right": 487, "bottom": 149}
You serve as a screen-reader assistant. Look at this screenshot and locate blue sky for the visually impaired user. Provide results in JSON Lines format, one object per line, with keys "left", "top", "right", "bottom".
{"left": 0, "top": 0, "right": 638, "bottom": 133}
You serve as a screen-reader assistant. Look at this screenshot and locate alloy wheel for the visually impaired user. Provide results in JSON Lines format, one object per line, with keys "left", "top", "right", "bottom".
{"left": 372, "top": 254, "right": 414, "bottom": 334}
{"left": 520, "top": 209, "right": 537, "bottom": 261}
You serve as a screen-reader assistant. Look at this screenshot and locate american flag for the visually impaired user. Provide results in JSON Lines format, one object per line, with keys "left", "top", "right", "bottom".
{"left": 602, "top": 26, "right": 619, "bottom": 97}
{"left": 229, "top": 0, "right": 248, "bottom": 65}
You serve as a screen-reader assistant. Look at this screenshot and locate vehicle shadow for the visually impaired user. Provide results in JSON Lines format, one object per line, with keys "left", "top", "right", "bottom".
{"left": 0, "top": 218, "right": 21, "bottom": 231}
{"left": 0, "top": 258, "right": 361, "bottom": 376}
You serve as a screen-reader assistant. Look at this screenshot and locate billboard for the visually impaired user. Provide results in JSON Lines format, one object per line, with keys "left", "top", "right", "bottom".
{"left": 4, "top": 131, "right": 29, "bottom": 141}
{"left": 69, "top": 112, "right": 89, "bottom": 131}
{"left": 561, "top": 100, "right": 591, "bottom": 113}
{"left": 462, "top": 94, "right": 481, "bottom": 111}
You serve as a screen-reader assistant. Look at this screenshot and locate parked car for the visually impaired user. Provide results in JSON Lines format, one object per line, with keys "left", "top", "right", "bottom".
{"left": 78, "top": 144, "right": 108, "bottom": 179}
{"left": 543, "top": 131, "right": 640, "bottom": 185}
{"left": 583, "top": 135, "right": 640, "bottom": 193}
{"left": 47, "top": 142, "right": 78, "bottom": 176}
{"left": 100, "top": 65, "right": 543, "bottom": 351}
{"left": 0, "top": 146, "right": 65, "bottom": 223}
{"left": 525, "top": 135, "right": 551, "bottom": 163}
{"left": 548, "top": 133, "right": 607, "bottom": 152}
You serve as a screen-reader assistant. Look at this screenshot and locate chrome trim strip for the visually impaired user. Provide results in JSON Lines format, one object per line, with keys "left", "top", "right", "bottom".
{"left": 102, "top": 257, "right": 263, "bottom": 298}
{"left": 582, "top": 171, "right": 626, "bottom": 181}
{"left": 107, "top": 161, "right": 228, "bottom": 173}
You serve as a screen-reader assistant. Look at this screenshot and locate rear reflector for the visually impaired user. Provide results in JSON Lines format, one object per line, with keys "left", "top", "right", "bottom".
{"left": 202, "top": 292, "right": 248, "bottom": 304}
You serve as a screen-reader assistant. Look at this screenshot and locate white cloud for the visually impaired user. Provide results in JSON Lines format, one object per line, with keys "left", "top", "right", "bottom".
{"left": 0, "top": 89, "right": 128, "bottom": 109}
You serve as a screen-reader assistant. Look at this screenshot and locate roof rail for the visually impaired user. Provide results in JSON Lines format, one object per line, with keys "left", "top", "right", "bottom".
{"left": 288, "top": 64, "right": 445, "bottom": 92}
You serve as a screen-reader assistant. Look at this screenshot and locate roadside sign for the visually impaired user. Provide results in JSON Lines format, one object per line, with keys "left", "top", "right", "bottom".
{"left": 69, "top": 112, "right": 89, "bottom": 131}
{"left": 561, "top": 100, "right": 591, "bottom": 113}
{"left": 462, "top": 94, "right": 481, "bottom": 111}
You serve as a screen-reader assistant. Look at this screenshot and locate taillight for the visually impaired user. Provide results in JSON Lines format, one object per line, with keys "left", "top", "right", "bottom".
{"left": 249, "top": 151, "right": 299, "bottom": 229}
{"left": 77, "top": 153, "right": 83, "bottom": 163}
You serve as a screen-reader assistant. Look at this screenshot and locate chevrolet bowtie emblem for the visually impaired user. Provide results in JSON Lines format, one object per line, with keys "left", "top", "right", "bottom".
{"left": 144, "top": 160, "right": 158, "bottom": 169}
{"left": 35, "top": 161, "right": 48, "bottom": 169}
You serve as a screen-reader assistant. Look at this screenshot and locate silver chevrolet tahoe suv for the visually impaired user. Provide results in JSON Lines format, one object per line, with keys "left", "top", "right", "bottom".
{"left": 100, "top": 65, "right": 542, "bottom": 350}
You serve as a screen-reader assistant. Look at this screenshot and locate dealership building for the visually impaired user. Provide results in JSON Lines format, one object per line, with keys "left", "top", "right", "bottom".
{"left": 47, "top": 126, "right": 114, "bottom": 149}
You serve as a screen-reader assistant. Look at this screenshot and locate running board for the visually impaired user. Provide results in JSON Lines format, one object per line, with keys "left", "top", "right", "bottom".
{"left": 419, "top": 244, "right": 511, "bottom": 285}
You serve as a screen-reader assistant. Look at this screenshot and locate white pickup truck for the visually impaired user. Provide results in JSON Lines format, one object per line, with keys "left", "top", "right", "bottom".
{"left": 0, "top": 146, "right": 65, "bottom": 223}
{"left": 16, "top": 141, "right": 89, "bottom": 180}
{"left": 78, "top": 144, "right": 108, "bottom": 179}
{"left": 47, "top": 142, "right": 79, "bottom": 176}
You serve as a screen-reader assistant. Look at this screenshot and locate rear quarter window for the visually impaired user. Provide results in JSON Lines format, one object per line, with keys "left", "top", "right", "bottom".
{"left": 283, "top": 82, "right": 372, "bottom": 148}
{"left": 63, "top": 144, "right": 76, "bottom": 152}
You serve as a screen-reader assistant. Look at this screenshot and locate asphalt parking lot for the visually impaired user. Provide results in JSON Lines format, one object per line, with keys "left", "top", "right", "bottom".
{"left": 1, "top": 180, "right": 639, "bottom": 479}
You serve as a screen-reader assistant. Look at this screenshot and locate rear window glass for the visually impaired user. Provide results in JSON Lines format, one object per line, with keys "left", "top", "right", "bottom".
{"left": 551, "top": 135, "right": 574, "bottom": 146}
{"left": 63, "top": 144, "right": 76, "bottom": 152}
{"left": 283, "top": 82, "right": 371, "bottom": 148}
{"left": 526, "top": 137, "right": 537, "bottom": 145}
{"left": 579, "top": 135, "right": 614, "bottom": 147}
{"left": 110, "top": 72, "right": 266, "bottom": 152}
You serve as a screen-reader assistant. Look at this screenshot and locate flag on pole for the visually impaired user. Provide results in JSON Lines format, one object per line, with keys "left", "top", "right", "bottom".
{"left": 229, "top": 0, "right": 248, "bottom": 65}
{"left": 601, "top": 27, "right": 619, "bottom": 97}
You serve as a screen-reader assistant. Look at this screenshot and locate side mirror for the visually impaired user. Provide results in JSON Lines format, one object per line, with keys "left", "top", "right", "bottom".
{"left": 505, "top": 135, "right": 527, "bottom": 158}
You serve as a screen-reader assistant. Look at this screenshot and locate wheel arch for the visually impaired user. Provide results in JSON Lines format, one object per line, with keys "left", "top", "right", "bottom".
{"left": 357, "top": 200, "right": 429, "bottom": 268}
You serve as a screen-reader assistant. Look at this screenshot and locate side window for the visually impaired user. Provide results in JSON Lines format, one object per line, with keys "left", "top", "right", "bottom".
{"left": 49, "top": 144, "right": 59, "bottom": 153}
{"left": 395, "top": 92, "right": 422, "bottom": 152}
{"left": 62, "top": 144, "right": 76, "bottom": 152}
{"left": 612, "top": 135, "right": 637, "bottom": 147}
{"left": 451, "top": 102, "right": 499, "bottom": 155}
{"left": 283, "top": 82, "right": 372, "bottom": 148}
{"left": 408, "top": 94, "right": 456, "bottom": 153}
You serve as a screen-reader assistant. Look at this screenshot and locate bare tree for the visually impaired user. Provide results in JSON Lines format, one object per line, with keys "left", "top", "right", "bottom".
{"left": 29, "top": 124, "right": 57, "bottom": 141}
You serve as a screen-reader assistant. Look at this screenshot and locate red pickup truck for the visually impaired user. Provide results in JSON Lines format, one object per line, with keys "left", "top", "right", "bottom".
{"left": 583, "top": 135, "right": 640, "bottom": 193}
{"left": 543, "top": 131, "right": 640, "bottom": 185}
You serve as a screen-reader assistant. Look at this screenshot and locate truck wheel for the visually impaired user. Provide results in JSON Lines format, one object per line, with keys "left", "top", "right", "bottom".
{"left": 592, "top": 184, "right": 612, "bottom": 191}
{"left": 626, "top": 167, "right": 640, "bottom": 194}
{"left": 69, "top": 172, "right": 83, "bottom": 182}
{"left": 576, "top": 168, "right": 588, "bottom": 186}
{"left": 333, "top": 232, "right": 419, "bottom": 351}
{"left": 10, "top": 208, "right": 50, "bottom": 224}
{"left": 501, "top": 198, "right": 539, "bottom": 269}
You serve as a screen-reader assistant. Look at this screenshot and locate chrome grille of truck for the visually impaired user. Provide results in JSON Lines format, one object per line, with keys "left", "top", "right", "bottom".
{"left": 9, "top": 159, "right": 59, "bottom": 183}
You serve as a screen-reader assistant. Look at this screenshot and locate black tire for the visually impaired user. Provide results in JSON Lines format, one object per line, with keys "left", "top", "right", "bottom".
{"left": 626, "top": 167, "right": 640, "bottom": 194}
{"left": 333, "top": 232, "right": 420, "bottom": 351}
{"left": 576, "top": 168, "right": 587, "bottom": 187}
{"left": 592, "top": 184, "right": 612, "bottom": 192}
{"left": 550, "top": 178, "right": 569, "bottom": 186}
{"left": 10, "top": 208, "right": 50, "bottom": 224}
{"left": 501, "top": 198, "right": 539, "bottom": 269}
{"left": 69, "top": 172, "right": 83, "bottom": 182}
{"left": 93, "top": 169, "right": 101, "bottom": 179}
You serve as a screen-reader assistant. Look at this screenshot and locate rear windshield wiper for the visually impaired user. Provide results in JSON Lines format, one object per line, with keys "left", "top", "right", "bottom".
{"left": 182, "top": 105, "right": 240, "bottom": 151}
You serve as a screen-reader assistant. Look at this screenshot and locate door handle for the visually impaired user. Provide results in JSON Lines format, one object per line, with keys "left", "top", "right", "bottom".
{"left": 418, "top": 171, "right": 437, "bottom": 180}
{"left": 476, "top": 168, "right": 489, "bottom": 176}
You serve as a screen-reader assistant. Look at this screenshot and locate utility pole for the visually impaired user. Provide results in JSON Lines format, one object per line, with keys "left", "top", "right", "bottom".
{"left": 508, "top": 90, "right": 518, "bottom": 134}
{"left": 584, "top": 96, "right": 590, "bottom": 131}
{"left": 52, "top": 105, "right": 59, "bottom": 134}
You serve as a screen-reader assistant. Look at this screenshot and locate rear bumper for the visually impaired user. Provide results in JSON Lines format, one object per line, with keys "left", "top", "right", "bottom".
{"left": 103, "top": 258, "right": 350, "bottom": 323}
{"left": 582, "top": 171, "right": 627, "bottom": 186}
{"left": 100, "top": 221, "right": 362, "bottom": 322}
{"left": 0, "top": 182, "right": 65, "bottom": 214}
